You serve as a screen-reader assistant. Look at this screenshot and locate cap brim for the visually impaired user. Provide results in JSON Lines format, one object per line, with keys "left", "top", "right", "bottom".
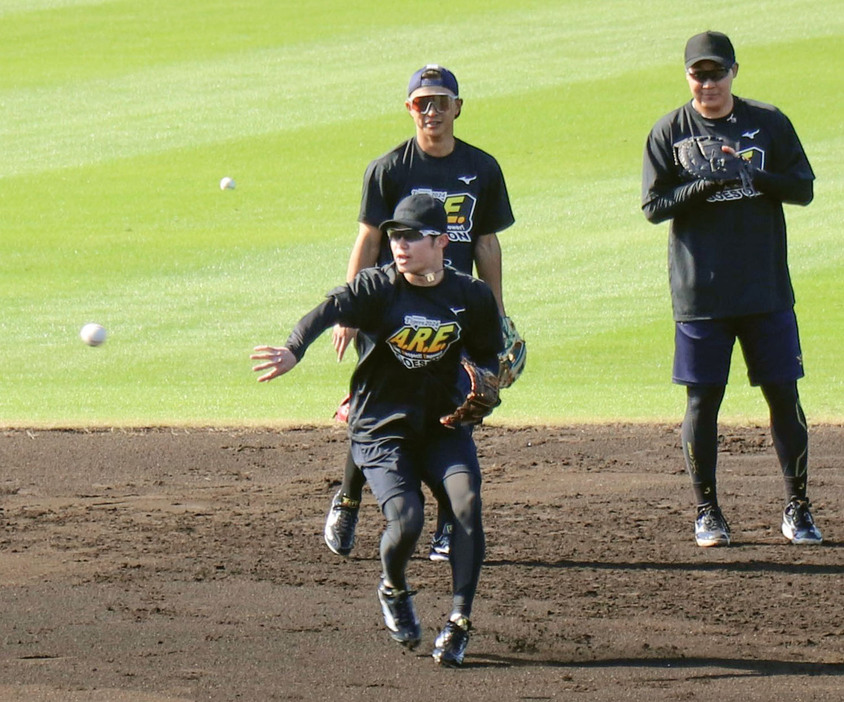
{"left": 380, "top": 218, "right": 443, "bottom": 235}
{"left": 408, "top": 86, "right": 458, "bottom": 98}
{"left": 685, "top": 55, "right": 733, "bottom": 69}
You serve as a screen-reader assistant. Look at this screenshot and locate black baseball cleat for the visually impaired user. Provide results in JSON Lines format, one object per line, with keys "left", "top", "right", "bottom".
{"left": 782, "top": 498, "right": 823, "bottom": 544}
{"left": 428, "top": 521, "right": 452, "bottom": 562}
{"left": 324, "top": 491, "right": 359, "bottom": 556}
{"left": 432, "top": 615, "right": 471, "bottom": 667}
{"left": 377, "top": 579, "right": 422, "bottom": 649}
{"left": 694, "top": 505, "right": 731, "bottom": 547}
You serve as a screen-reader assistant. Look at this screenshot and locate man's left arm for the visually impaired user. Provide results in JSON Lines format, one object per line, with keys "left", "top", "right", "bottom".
{"left": 474, "top": 231, "right": 527, "bottom": 387}
{"left": 474, "top": 233, "right": 505, "bottom": 316}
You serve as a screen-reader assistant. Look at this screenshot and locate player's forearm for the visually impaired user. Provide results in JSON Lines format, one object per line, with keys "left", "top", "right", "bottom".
{"left": 285, "top": 299, "right": 340, "bottom": 361}
{"left": 751, "top": 170, "right": 814, "bottom": 205}
{"left": 642, "top": 179, "right": 720, "bottom": 224}
{"left": 473, "top": 234, "right": 505, "bottom": 315}
{"left": 467, "top": 299, "right": 504, "bottom": 375}
{"left": 346, "top": 225, "right": 381, "bottom": 281}
{"left": 471, "top": 349, "right": 501, "bottom": 377}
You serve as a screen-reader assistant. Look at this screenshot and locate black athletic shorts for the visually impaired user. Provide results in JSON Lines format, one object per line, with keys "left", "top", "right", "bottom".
{"left": 673, "top": 309, "right": 804, "bottom": 387}
{"left": 352, "top": 424, "right": 480, "bottom": 508}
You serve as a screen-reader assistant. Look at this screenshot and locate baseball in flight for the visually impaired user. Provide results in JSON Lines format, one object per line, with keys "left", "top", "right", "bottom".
{"left": 80, "top": 323, "right": 107, "bottom": 346}
{"left": 220, "top": 177, "right": 235, "bottom": 190}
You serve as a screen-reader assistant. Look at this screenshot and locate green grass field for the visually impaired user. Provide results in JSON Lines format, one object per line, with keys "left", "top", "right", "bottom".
{"left": 2, "top": 0, "right": 842, "bottom": 426}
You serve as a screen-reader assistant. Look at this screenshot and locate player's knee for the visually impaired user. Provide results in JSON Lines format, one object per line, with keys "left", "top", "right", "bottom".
{"left": 686, "top": 384, "right": 725, "bottom": 419}
{"left": 449, "top": 487, "right": 482, "bottom": 531}
{"left": 383, "top": 492, "right": 425, "bottom": 541}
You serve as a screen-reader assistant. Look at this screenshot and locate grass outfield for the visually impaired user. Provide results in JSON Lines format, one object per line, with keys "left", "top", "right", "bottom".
{"left": 1, "top": 0, "right": 841, "bottom": 426}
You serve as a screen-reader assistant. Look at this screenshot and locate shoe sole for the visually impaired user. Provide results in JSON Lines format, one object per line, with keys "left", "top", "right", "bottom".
{"left": 323, "top": 532, "right": 352, "bottom": 557}
{"left": 782, "top": 523, "right": 823, "bottom": 545}
{"left": 428, "top": 551, "right": 449, "bottom": 562}
{"left": 432, "top": 651, "right": 463, "bottom": 667}
{"left": 390, "top": 632, "right": 421, "bottom": 650}
{"left": 695, "top": 535, "right": 730, "bottom": 547}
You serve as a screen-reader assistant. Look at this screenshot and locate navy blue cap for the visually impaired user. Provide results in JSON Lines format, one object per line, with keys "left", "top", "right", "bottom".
{"left": 380, "top": 193, "right": 448, "bottom": 236}
{"left": 685, "top": 31, "right": 736, "bottom": 69}
{"left": 407, "top": 65, "right": 459, "bottom": 97}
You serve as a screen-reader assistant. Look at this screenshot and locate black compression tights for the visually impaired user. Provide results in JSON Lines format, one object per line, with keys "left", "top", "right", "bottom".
{"left": 380, "top": 492, "right": 425, "bottom": 591}
{"left": 761, "top": 382, "right": 808, "bottom": 499}
{"left": 381, "top": 472, "right": 484, "bottom": 618}
{"left": 441, "top": 472, "right": 485, "bottom": 618}
{"left": 682, "top": 382, "right": 808, "bottom": 507}
{"left": 681, "top": 385, "right": 725, "bottom": 507}
{"left": 340, "top": 450, "right": 366, "bottom": 502}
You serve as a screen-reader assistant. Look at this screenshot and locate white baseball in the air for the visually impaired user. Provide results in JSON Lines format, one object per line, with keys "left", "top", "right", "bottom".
{"left": 219, "top": 177, "right": 235, "bottom": 190}
{"left": 80, "top": 323, "right": 107, "bottom": 346}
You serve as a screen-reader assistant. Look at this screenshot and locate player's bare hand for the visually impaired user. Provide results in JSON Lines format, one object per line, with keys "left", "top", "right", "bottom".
{"left": 721, "top": 145, "right": 737, "bottom": 157}
{"left": 332, "top": 324, "right": 358, "bottom": 361}
{"left": 251, "top": 346, "right": 297, "bottom": 382}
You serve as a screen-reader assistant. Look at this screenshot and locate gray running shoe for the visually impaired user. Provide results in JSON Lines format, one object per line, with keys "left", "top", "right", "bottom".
{"left": 782, "top": 498, "right": 823, "bottom": 544}
{"left": 377, "top": 579, "right": 421, "bottom": 649}
{"left": 432, "top": 616, "right": 471, "bottom": 667}
{"left": 694, "top": 505, "right": 731, "bottom": 547}
{"left": 324, "top": 491, "right": 359, "bottom": 556}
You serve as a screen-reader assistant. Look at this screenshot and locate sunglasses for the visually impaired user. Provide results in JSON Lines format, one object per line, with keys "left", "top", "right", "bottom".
{"left": 387, "top": 227, "right": 441, "bottom": 243}
{"left": 409, "top": 94, "right": 454, "bottom": 114}
{"left": 687, "top": 67, "right": 731, "bottom": 83}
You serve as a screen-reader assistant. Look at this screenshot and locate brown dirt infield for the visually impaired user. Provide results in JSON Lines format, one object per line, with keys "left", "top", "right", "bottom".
{"left": 1, "top": 423, "right": 841, "bottom": 701}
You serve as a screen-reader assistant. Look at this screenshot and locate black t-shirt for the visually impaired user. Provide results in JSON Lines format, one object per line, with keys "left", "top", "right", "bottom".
{"left": 642, "top": 97, "right": 814, "bottom": 321}
{"left": 359, "top": 137, "right": 515, "bottom": 275}
{"left": 285, "top": 265, "right": 502, "bottom": 441}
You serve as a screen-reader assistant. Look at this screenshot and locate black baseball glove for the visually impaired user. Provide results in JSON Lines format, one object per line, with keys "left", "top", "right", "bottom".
{"left": 674, "top": 136, "right": 753, "bottom": 188}
{"left": 440, "top": 360, "right": 501, "bottom": 428}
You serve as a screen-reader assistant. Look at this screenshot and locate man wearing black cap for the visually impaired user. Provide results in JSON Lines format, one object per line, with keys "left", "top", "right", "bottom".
{"left": 252, "top": 193, "right": 502, "bottom": 666}
{"left": 327, "top": 64, "right": 516, "bottom": 562}
{"left": 642, "top": 32, "right": 821, "bottom": 548}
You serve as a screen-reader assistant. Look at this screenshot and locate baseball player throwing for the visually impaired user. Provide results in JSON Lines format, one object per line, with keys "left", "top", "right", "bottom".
{"left": 253, "top": 194, "right": 502, "bottom": 666}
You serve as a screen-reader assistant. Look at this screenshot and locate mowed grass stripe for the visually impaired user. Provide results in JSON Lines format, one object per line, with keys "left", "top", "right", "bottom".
{"left": 5, "top": 2, "right": 839, "bottom": 173}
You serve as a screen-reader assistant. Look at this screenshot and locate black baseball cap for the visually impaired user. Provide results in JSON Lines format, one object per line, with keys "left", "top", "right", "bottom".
{"left": 684, "top": 31, "right": 736, "bottom": 69}
{"left": 407, "top": 65, "right": 459, "bottom": 97}
{"left": 380, "top": 193, "right": 448, "bottom": 236}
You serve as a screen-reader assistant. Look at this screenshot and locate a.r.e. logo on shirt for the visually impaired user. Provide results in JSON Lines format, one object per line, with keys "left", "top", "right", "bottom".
{"left": 411, "top": 188, "right": 477, "bottom": 243}
{"left": 443, "top": 194, "right": 476, "bottom": 242}
{"left": 387, "top": 315, "right": 461, "bottom": 369}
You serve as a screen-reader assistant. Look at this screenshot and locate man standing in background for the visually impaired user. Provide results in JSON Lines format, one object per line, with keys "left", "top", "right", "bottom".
{"left": 642, "top": 31, "right": 821, "bottom": 547}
